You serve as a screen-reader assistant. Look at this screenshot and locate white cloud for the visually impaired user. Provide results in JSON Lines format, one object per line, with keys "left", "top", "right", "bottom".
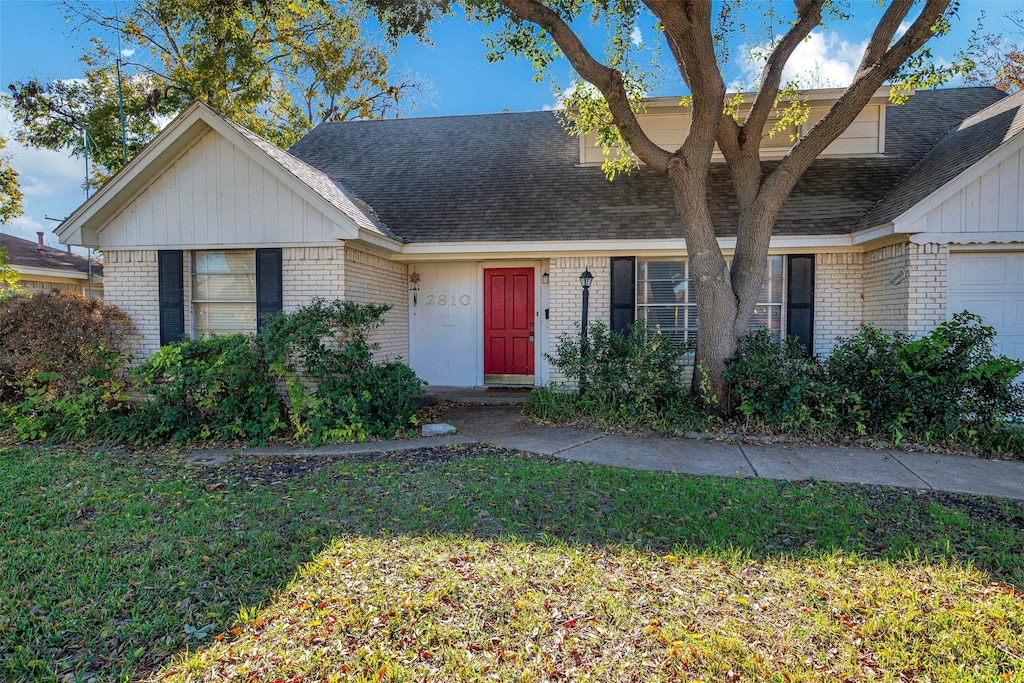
{"left": 732, "top": 30, "right": 868, "bottom": 91}
{"left": 631, "top": 26, "right": 644, "bottom": 48}
{"left": 121, "top": 48, "right": 135, "bottom": 58}
{"left": 1, "top": 102, "right": 89, "bottom": 248}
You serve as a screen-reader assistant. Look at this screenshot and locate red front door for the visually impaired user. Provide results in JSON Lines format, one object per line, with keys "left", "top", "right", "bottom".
{"left": 484, "top": 268, "right": 535, "bottom": 378}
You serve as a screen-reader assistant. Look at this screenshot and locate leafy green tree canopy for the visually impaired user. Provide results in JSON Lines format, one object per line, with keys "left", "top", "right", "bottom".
{"left": 5, "top": 0, "right": 420, "bottom": 184}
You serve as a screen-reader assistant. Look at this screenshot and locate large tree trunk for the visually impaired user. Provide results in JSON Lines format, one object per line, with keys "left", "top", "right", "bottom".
{"left": 667, "top": 167, "right": 775, "bottom": 411}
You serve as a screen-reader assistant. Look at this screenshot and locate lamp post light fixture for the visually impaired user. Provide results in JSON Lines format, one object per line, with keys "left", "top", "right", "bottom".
{"left": 579, "top": 267, "right": 593, "bottom": 398}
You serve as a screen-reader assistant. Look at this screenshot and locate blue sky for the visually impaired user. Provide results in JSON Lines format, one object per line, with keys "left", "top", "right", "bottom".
{"left": 1, "top": 0, "right": 1020, "bottom": 248}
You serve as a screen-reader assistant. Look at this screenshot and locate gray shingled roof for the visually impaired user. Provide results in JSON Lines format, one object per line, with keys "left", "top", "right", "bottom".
{"left": 1, "top": 232, "right": 103, "bottom": 276}
{"left": 288, "top": 87, "right": 1007, "bottom": 243}
{"left": 210, "top": 108, "right": 400, "bottom": 241}
{"left": 858, "top": 88, "right": 1024, "bottom": 228}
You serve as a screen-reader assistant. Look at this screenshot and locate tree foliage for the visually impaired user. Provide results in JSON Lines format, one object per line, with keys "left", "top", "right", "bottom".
{"left": 5, "top": 0, "right": 420, "bottom": 184}
{"left": 0, "top": 247, "right": 21, "bottom": 294}
{"left": 965, "top": 9, "right": 1023, "bottom": 93}
{"left": 0, "top": 136, "right": 23, "bottom": 222}
{"left": 368, "top": 0, "right": 973, "bottom": 407}
{"left": 6, "top": 60, "right": 165, "bottom": 187}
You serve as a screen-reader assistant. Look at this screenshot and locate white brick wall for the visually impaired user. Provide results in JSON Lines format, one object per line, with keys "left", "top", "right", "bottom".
{"left": 821, "top": 242, "right": 949, "bottom": 344}
{"left": 907, "top": 242, "right": 948, "bottom": 336}
{"left": 282, "top": 246, "right": 345, "bottom": 311}
{"left": 547, "top": 257, "right": 610, "bottom": 384}
{"left": 814, "top": 253, "right": 864, "bottom": 356}
{"left": 863, "top": 242, "right": 911, "bottom": 334}
{"left": 104, "top": 250, "right": 160, "bottom": 359}
{"left": 344, "top": 249, "right": 410, "bottom": 361}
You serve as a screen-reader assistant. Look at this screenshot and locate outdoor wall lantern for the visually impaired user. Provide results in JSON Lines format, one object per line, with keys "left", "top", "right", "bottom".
{"left": 542, "top": 272, "right": 549, "bottom": 284}
{"left": 579, "top": 267, "right": 593, "bottom": 397}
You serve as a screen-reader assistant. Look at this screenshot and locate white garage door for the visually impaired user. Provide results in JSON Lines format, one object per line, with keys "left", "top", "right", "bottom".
{"left": 948, "top": 251, "right": 1024, "bottom": 362}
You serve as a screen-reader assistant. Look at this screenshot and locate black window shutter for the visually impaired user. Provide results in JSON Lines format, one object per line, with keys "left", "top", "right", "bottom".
{"left": 610, "top": 256, "right": 636, "bottom": 334}
{"left": 786, "top": 254, "right": 814, "bottom": 355}
{"left": 256, "top": 248, "right": 283, "bottom": 330}
{"left": 158, "top": 250, "right": 185, "bottom": 346}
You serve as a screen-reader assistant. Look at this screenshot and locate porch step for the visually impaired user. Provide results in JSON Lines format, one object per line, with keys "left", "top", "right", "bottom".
{"left": 415, "top": 386, "right": 533, "bottom": 406}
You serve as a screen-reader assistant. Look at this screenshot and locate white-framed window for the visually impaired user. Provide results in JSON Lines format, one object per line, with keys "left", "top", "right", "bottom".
{"left": 192, "top": 250, "right": 257, "bottom": 337}
{"left": 636, "top": 255, "right": 785, "bottom": 344}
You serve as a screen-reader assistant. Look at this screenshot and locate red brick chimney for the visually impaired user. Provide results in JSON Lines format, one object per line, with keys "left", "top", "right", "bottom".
{"left": 36, "top": 231, "right": 46, "bottom": 256}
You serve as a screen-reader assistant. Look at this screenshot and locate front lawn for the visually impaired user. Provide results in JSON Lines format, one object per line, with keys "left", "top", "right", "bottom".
{"left": 2, "top": 445, "right": 1022, "bottom": 681}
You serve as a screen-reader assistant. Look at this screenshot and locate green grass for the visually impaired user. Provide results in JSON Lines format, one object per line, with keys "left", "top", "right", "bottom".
{"left": 2, "top": 445, "right": 1023, "bottom": 681}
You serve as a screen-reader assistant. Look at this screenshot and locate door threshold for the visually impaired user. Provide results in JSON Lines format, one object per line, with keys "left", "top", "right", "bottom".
{"left": 484, "top": 374, "right": 535, "bottom": 386}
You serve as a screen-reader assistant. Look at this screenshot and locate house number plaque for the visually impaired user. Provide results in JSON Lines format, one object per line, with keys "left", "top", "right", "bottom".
{"left": 425, "top": 294, "right": 471, "bottom": 307}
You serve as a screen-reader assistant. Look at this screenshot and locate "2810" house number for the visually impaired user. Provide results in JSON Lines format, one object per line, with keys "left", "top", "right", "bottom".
{"left": 425, "top": 294, "right": 471, "bottom": 306}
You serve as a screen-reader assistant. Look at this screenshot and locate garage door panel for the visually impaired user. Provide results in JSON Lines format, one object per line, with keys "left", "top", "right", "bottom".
{"left": 948, "top": 299, "right": 1005, "bottom": 326}
{"left": 951, "top": 255, "right": 1007, "bottom": 287}
{"left": 949, "top": 252, "right": 1024, "bottom": 363}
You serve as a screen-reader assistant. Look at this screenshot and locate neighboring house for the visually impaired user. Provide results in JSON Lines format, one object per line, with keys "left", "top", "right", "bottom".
{"left": 56, "top": 87, "right": 1024, "bottom": 386}
{"left": 0, "top": 232, "right": 103, "bottom": 298}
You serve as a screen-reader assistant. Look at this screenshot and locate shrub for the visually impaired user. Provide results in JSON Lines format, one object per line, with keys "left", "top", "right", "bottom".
{"left": 0, "top": 290, "right": 134, "bottom": 403}
{"left": 824, "top": 313, "right": 1024, "bottom": 436}
{"left": 260, "top": 299, "right": 424, "bottom": 445}
{"left": 724, "top": 328, "right": 865, "bottom": 434}
{"left": 0, "top": 292, "right": 134, "bottom": 444}
{"left": 131, "top": 334, "right": 287, "bottom": 445}
{"left": 529, "top": 320, "right": 705, "bottom": 430}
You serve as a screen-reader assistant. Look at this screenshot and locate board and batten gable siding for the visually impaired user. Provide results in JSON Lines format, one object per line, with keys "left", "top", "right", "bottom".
{"left": 900, "top": 144, "right": 1024, "bottom": 236}
{"left": 96, "top": 129, "right": 348, "bottom": 249}
{"left": 581, "top": 103, "right": 884, "bottom": 164}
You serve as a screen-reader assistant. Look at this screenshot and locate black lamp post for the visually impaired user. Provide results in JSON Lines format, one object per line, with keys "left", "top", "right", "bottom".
{"left": 579, "top": 267, "right": 593, "bottom": 398}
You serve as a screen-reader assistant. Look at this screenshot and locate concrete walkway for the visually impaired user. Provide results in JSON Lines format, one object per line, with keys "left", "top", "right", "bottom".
{"left": 438, "top": 406, "right": 1024, "bottom": 501}
{"left": 219, "top": 405, "right": 1024, "bottom": 501}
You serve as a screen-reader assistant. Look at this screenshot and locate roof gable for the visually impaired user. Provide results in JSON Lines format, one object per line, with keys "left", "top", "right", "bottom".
{"left": 859, "top": 88, "right": 1023, "bottom": 230}
{"left": 57, "top": 101, "right": 399, "bottom": 249}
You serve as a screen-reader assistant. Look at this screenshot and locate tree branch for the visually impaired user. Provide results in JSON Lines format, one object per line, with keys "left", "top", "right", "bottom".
{"left": 499, "top": 0, "right": 672, "bottom": 172}
{"left": 644, "top": 0, "right": 724, "bottom": 166}
{"left": 762, "top": 0, "right": 952, "bottom": 212}
{"left": 858, "top": 0, "right": 916, "bottom": 73}
{"left": 743, "top": 0, "right": 824, "bottom": 146}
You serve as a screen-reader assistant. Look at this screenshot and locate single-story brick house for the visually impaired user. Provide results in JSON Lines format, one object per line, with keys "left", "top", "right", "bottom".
{"left": 56, "top": 86, "right": 1024, "bottom": 386}
{"left": 1, "top": 231, "right": 103, "bottom": 298}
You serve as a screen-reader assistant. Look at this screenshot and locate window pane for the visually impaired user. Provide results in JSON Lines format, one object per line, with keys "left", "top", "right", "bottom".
{"left": 638, "top": 306, "right": 698, "bottom": 344}
{"left": 194, "top": 273, "right": 256, "bottom": 301}
{"left": 195, "top": 251, "right": 256, "bottom": 276}
{"left": 192, "top": 250, "right": 257, "bottom": 336}
{"left": 637, "top": 256, "right": 785, "bottom": 346}
{"left": 195, "top": 303, "right": 256, "bottom": 337}
{"left": 638, "top": 258, "right": 690, "bottom": 305}
{"left": 748, "top": 305, "right": 783, "bottom": 343}
{"left": 757, "top": 256, "right": 784, "bottom": 303}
